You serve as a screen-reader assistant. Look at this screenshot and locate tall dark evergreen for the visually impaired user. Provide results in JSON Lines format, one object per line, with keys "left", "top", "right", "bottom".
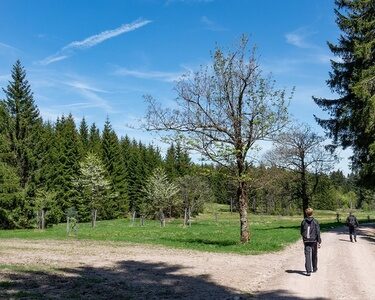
{"left": 79, "top": 117, "right": 89, "bottom": 156}
{"left": 0, "top": 103, "right": 26, "bottom": 228}
{"left": 313, "top": 0, "right": 375, "bottom": 186}
{"left": 88, "top": 123, "right": 101, "bottom": 155}
{"left": 2, "top": 60, "right": 42, "bottom": 188}
{"left": 51, "top": 114, "right": 81, "bottom": 216}
{"left": 101, "top": 119, "right": 129, "bottom": 218}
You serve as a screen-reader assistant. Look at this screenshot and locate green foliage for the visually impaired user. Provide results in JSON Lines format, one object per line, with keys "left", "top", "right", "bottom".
{"left": 142, "top": 168, "right": 179, "bottom": 226}
{"left": 74, "top": 152, "right": 111, "bottom": 223}
{"left": 101, "top": 119, "right": 129, "bottom": 218}
{"left": 314, "top": 0, "right": 375, "bottom": 186}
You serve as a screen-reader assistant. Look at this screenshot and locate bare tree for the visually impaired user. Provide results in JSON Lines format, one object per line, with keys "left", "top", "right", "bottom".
{"left": 265, "top": 124, "right": 336, "bottom": 217}
{"left": 145, "top": 36, "right": 290, "bottom": 242}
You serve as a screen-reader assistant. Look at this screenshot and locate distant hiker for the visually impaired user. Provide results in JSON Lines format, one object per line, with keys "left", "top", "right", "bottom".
{"left": 301, "top": 208, "right": 321, "bottom": 276}
{"left": 346, "top": 212, "right": 359, "bottom": 242}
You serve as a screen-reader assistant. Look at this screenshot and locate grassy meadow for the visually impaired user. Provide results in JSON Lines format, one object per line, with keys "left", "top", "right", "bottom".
{"left": 0, "top": 204, "right": 373, "bottom": 255}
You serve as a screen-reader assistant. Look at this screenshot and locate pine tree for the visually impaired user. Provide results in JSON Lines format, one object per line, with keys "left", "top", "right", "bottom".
{"left": 88, "top": 123, "right": 101, "bottom": 155}
{"left": 79, "top": 117, "right": 89, "bottom": 156}
{"left": 2, "top": 60, "right": 42, "bottom": 188}
{"left": 51, "top": 114, "right": 81, "bottom": 216}
{"left": 101, "top": 118, "right": 129, "bottom": 218}
{"left": 314, "top": 0, "right": 375, "bottom": 186}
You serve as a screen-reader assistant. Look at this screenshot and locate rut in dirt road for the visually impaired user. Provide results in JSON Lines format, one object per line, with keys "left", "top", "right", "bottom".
{"left": 255, "top": 225, "right": 375, "bottom": 300}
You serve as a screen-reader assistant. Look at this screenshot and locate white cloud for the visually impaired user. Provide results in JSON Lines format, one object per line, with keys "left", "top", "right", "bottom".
{"left": 285, "top": 28, "right": 317, "bottom": 49}
{"left": 0, "top": 42, "right": 19, "bottom": 51}
{"left": 166, "top": 0, "right": 213, "bottom": 4}
{"left": 114, "top": 67, "right": 185, "bottom": 82}
{"left": 201, "top": 16, "right": 227, "bottom": 32}
{"left": 64, "top": 81, "right": 109, "bottom": 93}
{"left": 39, "top": 19, "right": 152, "bottom": 65}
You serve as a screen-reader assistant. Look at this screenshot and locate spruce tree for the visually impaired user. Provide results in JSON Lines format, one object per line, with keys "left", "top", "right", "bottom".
{"left": 314, "top": 0, "right": 375, "bottom": 186}
{"left": 88, "top": 123, "right": 101, "bottom": 155}
{"left": 51, "top": 114, "right": 81, "bottom": 216}
{"left": 2, "top": 60, "right": 42, "bottom": 188}
{"left": 79, "top": 117, "right": 89, "bottom": 156}
{"left": 101, "top": 118, "right": 129, "bottom": 218}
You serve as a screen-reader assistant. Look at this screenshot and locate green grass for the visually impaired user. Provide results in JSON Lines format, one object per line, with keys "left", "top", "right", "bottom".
{"left": 0, "top": 206, "right": 373, "bottom": 255}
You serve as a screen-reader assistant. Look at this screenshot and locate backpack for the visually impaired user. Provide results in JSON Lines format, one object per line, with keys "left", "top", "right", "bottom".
{"left": 302, "top": 219, "right": 318, "bottom": 242}
{"left": 347, "top": 215, "right": 356, "bottom": 227}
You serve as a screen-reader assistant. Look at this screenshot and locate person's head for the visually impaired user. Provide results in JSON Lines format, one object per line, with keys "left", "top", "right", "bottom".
{"left": 349, "top": 211, "right": 353, "bottom": 216}
{"left": 305, "top": 207, "right": 314, "bottom": 217}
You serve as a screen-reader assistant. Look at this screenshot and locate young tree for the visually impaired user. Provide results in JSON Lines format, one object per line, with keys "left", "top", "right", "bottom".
{"left": 177, "top": 175, "right": 214, "bottom": 227}
{"left": 142, "top": 168, "right": 179, "bottom": 227}
{"left": 314, "top": 0, "right": 375, "bottom": 186}
{"left": 265, "top": 124, "right": 335, "bottom": 217}
{"left": 145, "top": 36, "right": 290, "bottom": 242}
{"left": 35, "top": 189, "right": 58, "bottom": 229}
{"left": 75, "top": 153, "right": 111, "bottom": 228}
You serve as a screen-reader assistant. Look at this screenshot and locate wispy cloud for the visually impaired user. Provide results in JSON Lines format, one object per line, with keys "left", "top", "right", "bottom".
{"left": 200, "top": 16, "right": 227, "bottom": 32}
{"left": 0, "top": 41, "right": 19, "bottom": 51}
{"left": 114, "top": 67, "right": 186, "bottom": 82}
{"left": 0, "top": 74, "right": 10, "bottom": 82}
{"left": 285, "top": 27, "right": 318, "bottom": 49}
{"left": 65, "top": 81, "right": 113, "bottom": 112}
{"left": 166, "top": 0, "right": 214, "bottom": 4}
{"left": 39, "top": 19, "right": 152, "bottom": 65}
{"left": 64, "top": 81, "right": 109, "bottom": 93}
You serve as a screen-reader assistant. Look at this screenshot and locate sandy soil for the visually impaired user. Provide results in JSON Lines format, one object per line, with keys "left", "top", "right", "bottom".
{"left": 0, "top": 225, "right": 374, "bottom": 299}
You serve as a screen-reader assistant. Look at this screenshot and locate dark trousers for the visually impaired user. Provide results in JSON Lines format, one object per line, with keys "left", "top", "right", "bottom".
{"left": 349, "top": 226, "right": 357, "bottom": 241}
{"left": 304, "top": 242, "right": 318, "bottom": 273}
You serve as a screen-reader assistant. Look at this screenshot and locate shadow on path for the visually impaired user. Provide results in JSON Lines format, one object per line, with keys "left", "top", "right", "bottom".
{"left": 0, "top": 260, "right": 249, "bottom": 299}
{"left": 252, "top": 289, "right": 329, "bottom": 299}
{"left": 285, "top": 269, "right": 306, "bottom": 276}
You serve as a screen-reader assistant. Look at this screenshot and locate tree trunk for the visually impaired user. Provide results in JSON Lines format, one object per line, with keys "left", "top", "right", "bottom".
{"left": 66, "top": 217, "right": 70, "bottom": 234}
{"left": 140, "top": 216, "right": 145, "bottom": 226}
{"left": 183, "top": 207, "right": 188, "bottom": 227}
{"left": 238, "top": 180, "right": 249, "bottom": 243}
{"left": 159, "top": 210, "right": 165, "bottom": 227}
{"left": 41, "top": 209, "right": 45, "bottom": 230}
{"left": 301, "top": 168, "right": 309, "bottom": 218}
{"left": 91, "top": 209, "right": 97, "bottom": 228}
{"left": 132, "top": 211, "right": 136, "bottom": 226}
{"left": 188, "top": 206, "right": 191, "bottom": 227}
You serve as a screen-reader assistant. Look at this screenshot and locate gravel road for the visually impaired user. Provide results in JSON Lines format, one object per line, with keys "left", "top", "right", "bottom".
{"left": 0, "top": 225, "right": 374, "bottom": 299}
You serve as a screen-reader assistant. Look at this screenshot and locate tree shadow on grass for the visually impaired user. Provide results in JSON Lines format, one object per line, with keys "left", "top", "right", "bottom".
{"left": 0, "top": 260, "right": 250, "bottom": 299}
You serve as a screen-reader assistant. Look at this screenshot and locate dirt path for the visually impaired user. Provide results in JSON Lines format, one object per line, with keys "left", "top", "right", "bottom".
{"left": 255, "top": 225, "right": 375, "bottom": 300}
{"left": 0, "top": 225, "right": 374, "bottom": 299}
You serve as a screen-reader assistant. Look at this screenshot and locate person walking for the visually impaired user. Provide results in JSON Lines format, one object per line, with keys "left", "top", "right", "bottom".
{"left": 346, "top": 212, "right": 359, "bottom": 242}
{"left": 301, "top": 208, "right": 321, "bottom": 276}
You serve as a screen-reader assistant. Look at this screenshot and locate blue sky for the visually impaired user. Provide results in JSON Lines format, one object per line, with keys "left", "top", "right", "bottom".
{"left": 0, "top": 0, "right": 351, "bottom": 173}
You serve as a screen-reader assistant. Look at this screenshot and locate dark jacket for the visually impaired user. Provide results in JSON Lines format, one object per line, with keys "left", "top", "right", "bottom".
{"left": 346, "top": 215, "right": 359, "bottom": 228}
{"left": 301, "top": 217, "right": 321, "bottom": 244}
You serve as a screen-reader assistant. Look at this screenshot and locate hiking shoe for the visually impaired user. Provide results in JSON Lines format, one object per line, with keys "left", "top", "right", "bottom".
{"left": 354, "top": 239, "right": 357, "bottom": 242}
{"left": 306, "top": 272, "right": 311, "bottom": 276}
{"left": 313, "top": 269, "right": 318, "bottom": 273}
